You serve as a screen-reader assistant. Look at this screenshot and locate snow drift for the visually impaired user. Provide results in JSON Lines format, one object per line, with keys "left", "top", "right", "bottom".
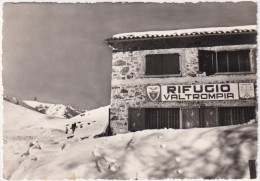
{"left": 2, "top": 100, "right": 257, "bottom": 179}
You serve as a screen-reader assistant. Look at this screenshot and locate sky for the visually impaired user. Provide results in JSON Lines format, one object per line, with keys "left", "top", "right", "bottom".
{"left": 2, "top": 2, "right": 257, "bottom": 110}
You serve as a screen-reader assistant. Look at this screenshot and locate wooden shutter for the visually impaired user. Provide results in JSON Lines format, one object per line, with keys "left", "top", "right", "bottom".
{"left": 146, "top": 54, "right": 163, "bottom": 75}
{"left": 162, "top": 54, "right": 180, "bottom": 75}
{"left": 128, "top": 108, "right": 145, "bottom": 131}
{"left": 199, "top": 50, "right": 216, "bottom": 75}
{"left": 182, "top": 108, "right": 200, "bottom": 129}
{"left": 201, "top": 108, "right": 218, "bottom": 127}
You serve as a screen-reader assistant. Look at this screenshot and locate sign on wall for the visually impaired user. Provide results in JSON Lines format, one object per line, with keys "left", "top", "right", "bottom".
{"left": 239, "top": 83, "right": 255, "bottom": 98}
{"left": 146, "top": 85, "right": 161, "bottom": 101}
{"left": 161, "top": 83, "right": 239, "bottom": 101}
{"left": 147, "top": 83, "right": 255, "bottom": 102}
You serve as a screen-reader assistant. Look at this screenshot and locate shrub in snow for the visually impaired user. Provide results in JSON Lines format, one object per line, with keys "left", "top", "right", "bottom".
{"left": 35, "top": 104, "right": 49, "bottom": 114}
{"left": 3, "top": 95, "right": 19, "bottom": 105}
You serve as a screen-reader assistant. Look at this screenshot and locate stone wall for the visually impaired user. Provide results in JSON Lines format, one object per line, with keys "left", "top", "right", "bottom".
{"left": 110, "top": 45, "right": 257, "bottom": 134}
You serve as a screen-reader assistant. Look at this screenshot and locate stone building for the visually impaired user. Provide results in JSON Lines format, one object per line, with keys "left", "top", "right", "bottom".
{"left": 106, "top": 25, "right": 257, "bottom": 134}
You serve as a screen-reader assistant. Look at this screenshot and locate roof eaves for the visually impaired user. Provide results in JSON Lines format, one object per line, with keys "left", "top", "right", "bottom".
{"left": 109, "top": 25, "right": 257, "bottom": 41}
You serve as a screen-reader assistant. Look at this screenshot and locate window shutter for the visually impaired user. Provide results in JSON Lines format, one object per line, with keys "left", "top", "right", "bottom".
{"left": 182, "top": 108, "right": 200, "bottom": 129}
{"left": 162, "top": 54, "right": 180, "bottom": 74}
{"left": 146, "top": 54, "right": 163, "bottom": 75}
{"left": 201, "top": 108, "right": 218, "bottom": 127}
{"left": 128, "top": 108, "right": 145, "bottom": 131}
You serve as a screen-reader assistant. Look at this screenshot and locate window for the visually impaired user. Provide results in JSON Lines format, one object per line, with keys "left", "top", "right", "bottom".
{"left": 145, "top": 108, "right": 180, "bottom": 129}
{"left": 199, "top": 50, "right": 252, "bottom": 75}
{"left": 218, "top": 107, "right": 255, "bottom": 126}
{"left": 145, "top": 54, "right": 180, "bottom": 75}
{"left": 128, "top": 108, "right": 180, "bottom": 131}
{"left": 128, "top": 106, "right": 256, "bottom": 131}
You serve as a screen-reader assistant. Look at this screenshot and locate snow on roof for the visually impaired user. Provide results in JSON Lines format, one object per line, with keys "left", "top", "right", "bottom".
{"left": 111, "top": 25, "right": 257, "bottom": 40}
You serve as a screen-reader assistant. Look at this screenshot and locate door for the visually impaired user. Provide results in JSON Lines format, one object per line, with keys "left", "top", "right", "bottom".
{"left": 201, "top": 108, "right": 218, "bottom": 127}
{"left": 182, "top": 108, "right": 200, "bottom": 129}
{"left": 128, "top": 108, "right": 145, "bottom": 131}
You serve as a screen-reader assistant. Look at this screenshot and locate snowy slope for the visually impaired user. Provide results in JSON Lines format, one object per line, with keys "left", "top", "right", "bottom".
{"left": 3, "top": 100, "right": 68, "bottom": 179}
{"left": 23, "top": 100, "right": 83, "bottom": 118}
{"left": 63, "top": 105, "right": 110, "bottom": 139}
{"left": 3, "top": 100, "right": 257, "bottom": 179}
{"left": 2, "top": 101, "right": 110, "bottom": 179}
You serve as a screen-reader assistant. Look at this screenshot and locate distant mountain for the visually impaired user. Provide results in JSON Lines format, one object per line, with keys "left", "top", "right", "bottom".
{"left": 23, "top": 100, "right": 85, "bottom": 119}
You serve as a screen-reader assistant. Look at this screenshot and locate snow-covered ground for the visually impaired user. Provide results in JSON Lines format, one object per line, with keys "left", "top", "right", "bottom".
{"left": 23, "top": 100, "right": 83, "bottom": 118}
{"left": 2, "top": 100, "right": 257, "bottom": 179}
{"left": 2, "top": 100, "right": 109, "bottom": 179}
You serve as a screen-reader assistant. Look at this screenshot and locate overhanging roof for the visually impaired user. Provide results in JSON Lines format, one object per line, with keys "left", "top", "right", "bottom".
{"left": 107, "top": 25, "right": 257, "bottom": 41}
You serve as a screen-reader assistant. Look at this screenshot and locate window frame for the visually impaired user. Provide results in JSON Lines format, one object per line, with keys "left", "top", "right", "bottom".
{"left": 218, "top": 106, "right": 256, "bottom": 126}
{"left": 144, "top": 53, "right": 182, "bottom": 77}
{"left": 199, "top": 48, "right": 256, "bottom": 75}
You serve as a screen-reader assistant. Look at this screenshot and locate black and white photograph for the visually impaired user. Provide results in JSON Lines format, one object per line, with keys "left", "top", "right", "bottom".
{"left": 1, "top": 1, "right": 258, "bottom": 180}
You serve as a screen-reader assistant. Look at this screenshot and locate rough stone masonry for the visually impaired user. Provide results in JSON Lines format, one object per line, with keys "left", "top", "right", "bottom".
{"left": 108, "top": 44, "right": 257, "bottom": 134}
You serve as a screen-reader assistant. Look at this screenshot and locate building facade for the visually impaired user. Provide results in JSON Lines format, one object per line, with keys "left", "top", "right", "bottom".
{"left": 106, "top": 25, "right": 257, "bottom": 134}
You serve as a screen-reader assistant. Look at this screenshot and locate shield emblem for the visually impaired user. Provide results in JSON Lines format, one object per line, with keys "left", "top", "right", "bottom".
{"left": 147, "top": 85, "right": 160, "bottom": 101}
{"left": 239, "top": 83, "right": 255, "bottom": 98}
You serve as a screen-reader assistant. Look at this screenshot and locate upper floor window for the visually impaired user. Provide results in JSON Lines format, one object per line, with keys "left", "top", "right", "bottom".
{"left": 145, "top": 54, "right": 180, "bottom": 75}
{"left": 199, "top": 49, "right": 252, "bottom": 76}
